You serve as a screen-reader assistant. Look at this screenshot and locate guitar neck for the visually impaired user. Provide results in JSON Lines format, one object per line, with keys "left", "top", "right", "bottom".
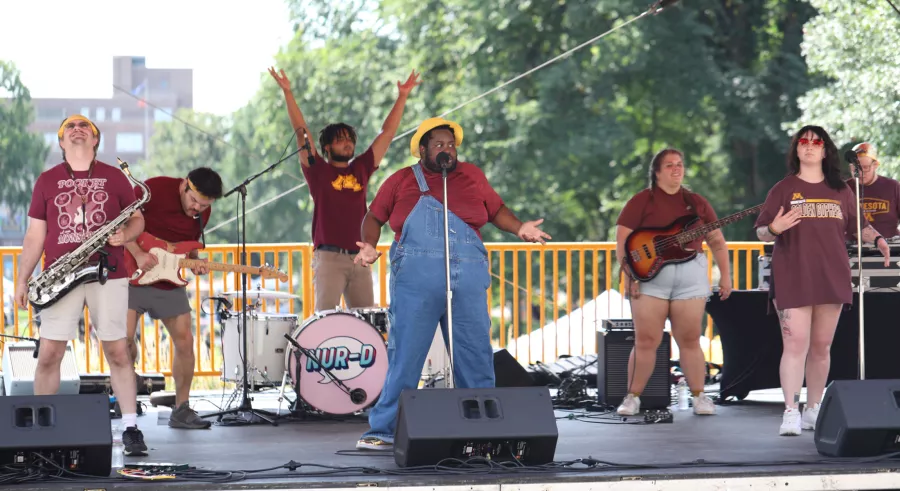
{"left": 179, "top": 259, "right": 258, "bottom": 275}
{"left": 678, "top": 204, "right": 764, "bottom": 242}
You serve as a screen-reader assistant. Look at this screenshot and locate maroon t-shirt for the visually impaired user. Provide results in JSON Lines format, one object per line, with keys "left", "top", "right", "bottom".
{"left": 302, "top": 147, "right": 376, "bottom": 250}
{"left": 134, "top": 176, "right": 212, "bottom": 290}
{"left": 368, "top": 162, "right": 505, "bottom": 242}
{"left": 27, "top": 161, "right": 137, "bottom": 280}
{"left": 846, "top": 176, "right": 900, "bottom": 238}
{"left": 755, "top": 175, "right": 864, "bottom": 310}
{"left": 616, "top": 187, "right": 718, "bottom": 251}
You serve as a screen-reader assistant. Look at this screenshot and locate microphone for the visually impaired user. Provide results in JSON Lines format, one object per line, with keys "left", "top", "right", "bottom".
{"left": 845, "top": 149, "right": 860, "bottom": 166}
{"left": 436, "top": 152, "right": 451, "bottom": 169}
{"left": 302, "top": 130, "right": 315, "bottom": 167}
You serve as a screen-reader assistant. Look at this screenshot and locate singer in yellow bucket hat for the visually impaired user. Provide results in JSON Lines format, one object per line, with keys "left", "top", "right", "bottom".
{"left": 409, "top": 117, "right": 464, "bottom": 158}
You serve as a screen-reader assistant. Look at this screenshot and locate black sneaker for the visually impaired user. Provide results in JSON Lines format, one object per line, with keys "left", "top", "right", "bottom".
{"left": 168, "top": 402, "right": 212, "bottom": 429}
{"left": 123, "top": 426, "right": 148, "bottom": 456}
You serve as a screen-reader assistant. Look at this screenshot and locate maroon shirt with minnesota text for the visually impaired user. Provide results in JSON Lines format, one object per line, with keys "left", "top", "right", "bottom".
{"left": 755, "top": 175, "right": 865, "bottom": 310}
{"left": 846, "top": 176, "right": 900, "bottom": 238}
{"left": 302, "top": 146, "right": 376, "bottom": 251}
{"left": 27, "top": 161, "right": 137, "bottom": 280}
{"left": 616, "top": 187, "right": 718, "bottom": 252}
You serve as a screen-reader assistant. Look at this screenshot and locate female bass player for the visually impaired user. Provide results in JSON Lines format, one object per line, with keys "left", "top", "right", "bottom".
{"left": 614, "top": 148, "right": 733, "bottom": 417}
{"left": 754, "top": 125, "right": 889, "bottom": 436}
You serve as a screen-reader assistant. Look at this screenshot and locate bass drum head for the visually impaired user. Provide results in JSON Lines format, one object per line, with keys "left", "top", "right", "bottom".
{"left": 285, "top": 311, "right": 388, "bottom": 415}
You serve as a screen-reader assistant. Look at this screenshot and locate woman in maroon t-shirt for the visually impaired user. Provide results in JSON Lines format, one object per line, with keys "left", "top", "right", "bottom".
{"left": 755, "top": 125, "right": 890, "bottom": 436}
{"left": 615, "top": 148, "right": 733, "bottom": 418}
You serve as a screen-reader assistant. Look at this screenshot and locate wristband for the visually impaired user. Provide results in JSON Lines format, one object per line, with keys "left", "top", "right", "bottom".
{"left": 767, "top": 224, "right": 780, "bottom": 236}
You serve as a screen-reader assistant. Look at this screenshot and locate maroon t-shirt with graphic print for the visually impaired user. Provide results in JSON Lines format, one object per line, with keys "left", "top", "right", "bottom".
{"left": 755, "top": 175, "right": 864, "bottom": 310}
{"left": 368, "top": 162, "right": 505, "bottom": 243}
{"left": 616, "top": 187, "right": 718, "bottom": 252}
{"left": 846, "top": 176, "right": 900, "bottom": 239}
{"left": 27, "top": 161, "right": 138, "bottom": 280}
{"left": 302, "top": 146, "right": 376, "bottom": 251}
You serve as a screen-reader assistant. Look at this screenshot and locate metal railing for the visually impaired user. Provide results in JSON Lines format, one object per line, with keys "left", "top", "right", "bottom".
{"left": 0, "top": 242, "right": 766, "bottom": 376}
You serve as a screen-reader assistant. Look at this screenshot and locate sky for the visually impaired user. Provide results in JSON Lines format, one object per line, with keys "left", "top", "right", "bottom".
{"left": 0, "top": 0, "right": 294, "bottom": 115}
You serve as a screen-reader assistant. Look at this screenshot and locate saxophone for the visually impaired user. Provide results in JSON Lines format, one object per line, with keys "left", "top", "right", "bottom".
{"left": 28, "top": 158, "right": 151, "bottom": 309}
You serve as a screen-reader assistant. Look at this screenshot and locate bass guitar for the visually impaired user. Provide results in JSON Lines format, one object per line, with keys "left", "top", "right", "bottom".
{"left": 624, "top": 204, "right": 763, "bottom": 282}
{"left": 124, "top": 232, "right": 288, "bottom": 287}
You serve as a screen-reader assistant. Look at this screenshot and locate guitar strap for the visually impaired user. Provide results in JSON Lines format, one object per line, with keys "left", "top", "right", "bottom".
{"left": 195, "top": 214, "right": 207, "bottom": 248}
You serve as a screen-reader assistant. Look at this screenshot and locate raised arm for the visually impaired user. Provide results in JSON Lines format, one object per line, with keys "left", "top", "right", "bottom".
{"left": 369, "top": 71, "right": 421, "bottom": 168}
{"left": 268, "top": 67, "right": 319, "bottom": 166}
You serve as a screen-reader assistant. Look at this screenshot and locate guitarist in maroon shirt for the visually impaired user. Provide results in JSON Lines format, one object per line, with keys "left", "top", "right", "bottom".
{"left": 615, "top": 148, "right": 732, "bottom": 418}
{"left": 124, "top": 167, "right": 223, "bottom": 429}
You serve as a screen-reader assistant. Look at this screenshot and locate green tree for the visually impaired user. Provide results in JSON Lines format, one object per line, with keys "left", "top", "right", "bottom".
{"left": 0, "top": 60, "right": 47, "bottom": 213}
{"left": 790, "top": 0, "right": 900, "bottom": 174}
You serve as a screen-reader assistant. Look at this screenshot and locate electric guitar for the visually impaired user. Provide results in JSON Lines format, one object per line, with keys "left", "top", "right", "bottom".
{"left": 624, "top": 204, "right": 763, "bottom": 282}
{"left": 124, "top": 232, "right": 288, "bottom": 287}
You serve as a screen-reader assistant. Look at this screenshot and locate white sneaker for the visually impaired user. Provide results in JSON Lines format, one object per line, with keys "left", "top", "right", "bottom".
{"left": 617, "top": 394, "right": 641, "bottom": 416}
{"left": 802, "top": 403, "right": 820, "bottom": 430}
{"left": 780, "top": 408, "right": 802, "bottom": 436}
{"left": 692, "top": 393, "right": 716, "bottom": 415}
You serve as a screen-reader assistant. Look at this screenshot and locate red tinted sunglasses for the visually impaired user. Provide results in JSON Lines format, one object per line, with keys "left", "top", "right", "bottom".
{"left": 798, "top": 138, "right": 824, "bottom": 146}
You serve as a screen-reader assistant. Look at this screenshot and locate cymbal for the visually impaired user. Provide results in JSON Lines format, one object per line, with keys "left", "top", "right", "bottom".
{"left": 221, "top": 289, "right": 300, "bottom": 300}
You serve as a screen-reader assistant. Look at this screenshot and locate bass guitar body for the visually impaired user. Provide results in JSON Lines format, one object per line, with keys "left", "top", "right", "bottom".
{"left": 624, "top": 215, "right": 700, "bottom": 282}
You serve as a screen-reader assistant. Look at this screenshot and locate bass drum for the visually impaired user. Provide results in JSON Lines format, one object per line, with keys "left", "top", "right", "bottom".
{"left": 285, "top": 310, "right": 388, "bottom": 415}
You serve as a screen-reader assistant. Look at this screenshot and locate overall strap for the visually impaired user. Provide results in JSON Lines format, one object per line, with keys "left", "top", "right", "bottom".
{"left": 411, "top": 163, "right": 430, "bottom": 193}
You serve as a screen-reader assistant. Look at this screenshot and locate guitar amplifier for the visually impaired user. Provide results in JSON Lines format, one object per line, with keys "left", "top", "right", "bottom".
{"left": 2, "top": 341, "right": 81, "bottom": 396}
{"left": 596, "top": 321, "right": 671, "bottom": 410}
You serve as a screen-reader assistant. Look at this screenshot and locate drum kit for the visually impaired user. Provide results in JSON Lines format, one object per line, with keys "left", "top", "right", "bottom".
{"left": 216, "top": 289, "right": 393, "bottom": 417}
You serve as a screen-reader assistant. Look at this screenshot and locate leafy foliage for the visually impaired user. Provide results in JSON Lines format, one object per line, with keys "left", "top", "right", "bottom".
{"left": 0, "top": 60, "right": 47, "bottom": 214}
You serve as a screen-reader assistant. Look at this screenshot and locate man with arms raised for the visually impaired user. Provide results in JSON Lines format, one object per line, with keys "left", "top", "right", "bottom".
{"left": 15, "top": 115, "right": 147, "bottom": 455}
{"left": 268, "top": 67, "right": 420, "bottom": 311}
{"left": 125, "top": 167, "right": 223, "bottom": 429}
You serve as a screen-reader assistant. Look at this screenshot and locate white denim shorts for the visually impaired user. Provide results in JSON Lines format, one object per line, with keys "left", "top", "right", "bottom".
{"left": 638, "top": 254, "right": 710, "bottom": 301}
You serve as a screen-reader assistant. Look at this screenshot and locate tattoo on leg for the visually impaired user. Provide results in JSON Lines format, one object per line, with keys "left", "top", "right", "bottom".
{"left": 777, "top": 309, "right": 791, "bottom": 336}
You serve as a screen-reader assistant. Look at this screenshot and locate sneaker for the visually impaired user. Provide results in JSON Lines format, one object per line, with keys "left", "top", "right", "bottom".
{"left": 692, "top": 393, "right": 716, "bottom": 415}
{"left": 356, "top": 436, "right": 392, "bottom": 450}
{"left": 779, "top": 407, "right": 802, "bottom": 436}
{"left": 802, "top": 403, "right": 820, "bottom": 430}
{"left": 168, "top": 402, "right": 212, "bottom": 429}
{"left": 122, "top": 426, "right": 148, "bottom": 456}
{"left": 616, "top": 394, "right": 641, "bottom": 416}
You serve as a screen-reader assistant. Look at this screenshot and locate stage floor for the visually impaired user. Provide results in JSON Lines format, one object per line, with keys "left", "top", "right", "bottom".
{"left": 9, "top": 387, "right": 900, "bottom": 490}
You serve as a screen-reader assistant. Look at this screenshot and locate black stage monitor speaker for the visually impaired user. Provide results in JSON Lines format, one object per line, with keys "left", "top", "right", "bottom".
{"left": 393, "top": 387, "right": 558, "bottom": 467}
{"left": 596, "top": 324, "right": 671, "bottom": 410}
{"left": 493, "top": 349, "right": 535, "bottom": 387}
{"left": 0, "top": 394, "right": 112, "bottom": 476}
{"left": 815, "top": 379, "right": 900, "bottom": 457}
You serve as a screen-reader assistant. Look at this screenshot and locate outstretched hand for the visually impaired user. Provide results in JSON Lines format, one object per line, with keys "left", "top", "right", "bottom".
{"left": 398, "top": 70, "right": 421, "bottom": 96}
{"left": 268, "top": 67, "right": 291, "bottom": 91}
{"left": 517, "top": 219, "right": 551, "bottom": 244}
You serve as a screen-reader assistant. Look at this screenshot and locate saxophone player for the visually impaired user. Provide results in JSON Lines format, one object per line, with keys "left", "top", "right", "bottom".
{"left": 14, "top": 115, "right": 148, "bottom": 456}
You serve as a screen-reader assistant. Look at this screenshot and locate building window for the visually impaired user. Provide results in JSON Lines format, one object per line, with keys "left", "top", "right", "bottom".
{"left": 37, "top": 107, "right": 64, "bottom": 121}
{"left": 154, "top": 108, "right": 173, "bottom": 122}
{"left": 111, "top": 108, "right": 121, "bottom": 122}
{"left": 95, "top": 107, "right": 106, "bottom": 122}
{"left": 80, "top": 107, "right": 90, "bottom": 118}
{"left": 97, "top": 136, "right": 104, "bottom": 152}
{"left": 43, "top": 133, "right": 57, "bottom": 147}
{"left": 116, "top": 133, "right": 143, "bottom": 153}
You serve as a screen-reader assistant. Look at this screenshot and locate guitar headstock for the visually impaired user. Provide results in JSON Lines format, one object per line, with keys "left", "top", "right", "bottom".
{"left": 258, "top": 264, "right": 289, "bottom": 282}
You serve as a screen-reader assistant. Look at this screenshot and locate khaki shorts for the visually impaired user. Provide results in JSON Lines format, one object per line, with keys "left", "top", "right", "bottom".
{"left": 37, "top": 278, "right": 129, "bottom": 342}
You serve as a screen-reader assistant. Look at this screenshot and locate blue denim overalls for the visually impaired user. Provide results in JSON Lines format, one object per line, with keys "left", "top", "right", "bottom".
{"left": 361, "top": 163, "right": 496, "bottom": 442}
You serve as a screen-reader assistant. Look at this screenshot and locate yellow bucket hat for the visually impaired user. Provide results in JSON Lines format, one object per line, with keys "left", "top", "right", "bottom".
{"left": 57, "top": 115, "right": 100, "bottom": 140}
{"left": 409, "top": 117, "right": 464, "bottom": 158}
{"left": 852, "top": 142, "right": 879, "bottom": 163}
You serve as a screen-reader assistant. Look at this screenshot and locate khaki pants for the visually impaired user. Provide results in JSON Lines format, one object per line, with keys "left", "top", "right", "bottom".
{"left": 312, "top": 249, "right": 375, "bottom": 311}
{"left": 37, "top": 278, "right": 129, "bottom": 342}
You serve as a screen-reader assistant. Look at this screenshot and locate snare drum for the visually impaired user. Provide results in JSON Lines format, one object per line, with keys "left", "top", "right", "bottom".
{"left": 352, "top": 307, "right": 390, "bottom": 340}
{"left": 285, "top": 310, "right": 388, "bottom": 415}
{"left": 222, "top": 312, "right": 298, "bottom": 386}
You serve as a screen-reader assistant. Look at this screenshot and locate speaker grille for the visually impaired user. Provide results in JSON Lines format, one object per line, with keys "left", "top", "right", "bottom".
{"left": 9, "top": 344, "right": 79, "bottom": 379}
{"left": 596, "top": 329, "right": 671, "bottom": 409}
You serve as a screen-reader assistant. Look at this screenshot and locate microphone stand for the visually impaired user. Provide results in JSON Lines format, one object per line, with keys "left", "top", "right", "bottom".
{"left": 201, "top": 145, "right": 302, "bottom": 426}
{"left": 852, "top": 163, "right": 866, "bottom": 380}
{"left": 440, "top": 162, "right": 455, "bottom": 389}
